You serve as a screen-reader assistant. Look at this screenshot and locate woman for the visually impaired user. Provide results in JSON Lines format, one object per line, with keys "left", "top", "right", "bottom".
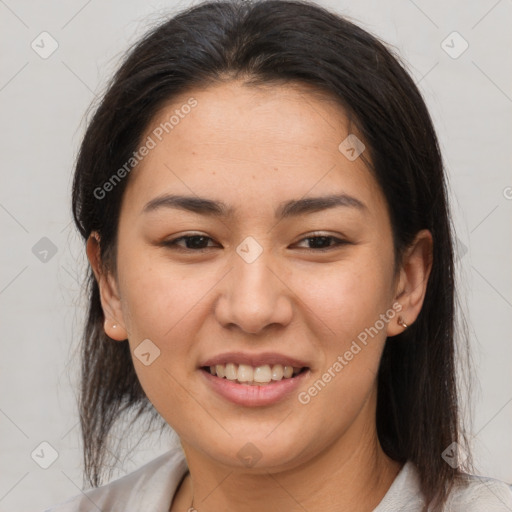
{"left": 44, "top": 0, "right": 512, "bottom": 510}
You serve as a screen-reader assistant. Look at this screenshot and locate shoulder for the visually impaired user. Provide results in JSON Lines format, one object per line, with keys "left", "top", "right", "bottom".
{"left": 42, "top": 446, "right": 188, "bottom": 512}
{"left": 446, "top": 472, "right": 512, "bottom": 511}
{"left": 374, "top": 461, "right": 512, "bottom": 512}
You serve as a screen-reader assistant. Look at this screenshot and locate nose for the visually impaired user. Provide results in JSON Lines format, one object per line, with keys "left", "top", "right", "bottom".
{"left": 214, "top": 250, "right": 293, "bottom": 335}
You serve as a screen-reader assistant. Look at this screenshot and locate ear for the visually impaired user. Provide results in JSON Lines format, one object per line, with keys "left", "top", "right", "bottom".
{"left": 386, "top": 229, "right": 433, "bottom": 337}
{"left": 86, "top": 232, "right": 128, "bottom": 341}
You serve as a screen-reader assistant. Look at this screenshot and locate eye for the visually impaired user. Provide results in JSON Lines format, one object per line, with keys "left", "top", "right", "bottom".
{"left": 162, "top": 233, "right": 349, "bottom": 253}
{"left": 163, "top": 234, "right": 220, "bottom": 251}
{"left": 294, "top": 234, "right": 348, "bottom": 252}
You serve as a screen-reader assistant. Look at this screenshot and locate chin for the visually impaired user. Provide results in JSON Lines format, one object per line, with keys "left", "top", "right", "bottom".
{"left": 190, "top": 431, "right": 311, "bottom": 473}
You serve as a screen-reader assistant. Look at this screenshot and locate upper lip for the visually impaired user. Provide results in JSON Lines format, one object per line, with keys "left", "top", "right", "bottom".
{"left": 200, "top": 351, "right": 310, "bottom": 369}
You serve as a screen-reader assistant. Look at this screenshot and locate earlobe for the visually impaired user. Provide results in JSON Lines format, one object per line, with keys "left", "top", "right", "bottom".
{"left": 386, "top": 229, "right": 433, "bottom": 338}
{"left": 104, "top": 317, "right": 128, "bottom": 341}
{"left": 397, "top": 316, "right": 408, "bottom": 329}
{"left": 386, "top": 307, "right": 409, "bottom": 337}
{"left": 86, "top": 232, "right": 128, "bottom": 341}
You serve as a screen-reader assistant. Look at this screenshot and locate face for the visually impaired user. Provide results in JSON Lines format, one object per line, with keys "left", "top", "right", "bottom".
{"left": 95, "top": 80, "right": 418, "bottom": 472}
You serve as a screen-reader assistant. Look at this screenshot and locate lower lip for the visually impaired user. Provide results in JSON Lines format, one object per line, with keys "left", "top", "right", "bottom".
{"left": 199, "top": 368, "right": 310, "bottom": 407}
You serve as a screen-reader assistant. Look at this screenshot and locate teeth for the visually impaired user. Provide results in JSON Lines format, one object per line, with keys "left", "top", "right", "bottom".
{"left": 215, "top": 364, "right": 225, "bottom": 378}
{"left": 237, "top": 364, "right": 253, "bottom": 382}
{"left": 206, "top": 363, "right": 303, "bottom": 385}
{"left": 271, "top": 364, "right": 283, "bottom": 380}
{"left": 253, "top": 365, "right": 272, "bottom": 383}
{"left": 225, "top": 363, "right": 237, "bottom": 380}
{"left": 283, "top": 365, "right": 293, "bottom": 378}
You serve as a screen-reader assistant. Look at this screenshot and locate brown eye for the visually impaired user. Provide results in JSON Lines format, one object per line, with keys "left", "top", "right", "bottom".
{"left": 295, "top": 235, "right": 348, "bottom": 251}
{"left": 164, "top": 235, "right": 220, "bottom": 251}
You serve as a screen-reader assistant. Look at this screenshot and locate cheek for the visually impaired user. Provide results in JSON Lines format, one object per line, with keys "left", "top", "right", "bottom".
{"left": 289, "top": 257, "right": 394, "bottom": 339}
{"left": 118, "top": 240, "right": 395, "bottom": 356}
{"left": 292, "top": 263, "right": 392, "bottom": 429}
{"left": 118, "top": 249, "right": 215, "bottom": 341}
{"left": 288, "top": 254, "right": 394, "bottom": 408}
{"left": 116, "top": 251, "right": 215, "bottom": 420}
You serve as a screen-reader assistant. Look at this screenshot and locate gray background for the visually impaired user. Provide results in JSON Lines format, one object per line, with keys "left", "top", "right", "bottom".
{"left": 0, "top": 0, "right": 511, "bottom": 510}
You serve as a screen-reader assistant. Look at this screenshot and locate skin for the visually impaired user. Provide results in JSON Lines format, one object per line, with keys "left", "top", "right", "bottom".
{"left": 87, "top": 80, "right": 432, "bottom": 511}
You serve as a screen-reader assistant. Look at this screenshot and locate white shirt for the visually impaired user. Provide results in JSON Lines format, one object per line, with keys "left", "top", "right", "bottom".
{"left": 43, "top": 446, "right": 512, "bottom": 511}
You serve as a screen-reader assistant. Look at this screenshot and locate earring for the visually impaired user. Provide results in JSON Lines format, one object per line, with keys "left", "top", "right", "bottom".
{"left": 398, "top": 316, "right": 408, "bottom": 329}
{"left": 112, "top": 324, "right": 118, "bottom": 329}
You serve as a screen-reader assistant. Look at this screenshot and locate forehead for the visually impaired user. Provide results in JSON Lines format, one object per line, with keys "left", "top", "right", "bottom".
{"left": 123, "top": 80, "right": 382, "bottom": 215}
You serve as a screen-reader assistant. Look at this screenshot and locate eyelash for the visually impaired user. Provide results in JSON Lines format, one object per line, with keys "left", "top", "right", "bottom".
{"left": 162, "top": 233, "right": 349, "bottom": 253}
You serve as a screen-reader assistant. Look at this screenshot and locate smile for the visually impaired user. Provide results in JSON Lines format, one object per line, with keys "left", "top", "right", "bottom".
{"left": 202, "top": 363, "right": 307, "bottom": 385}
{"left": 199, "top": 365, "right": 310, "bottom": 407}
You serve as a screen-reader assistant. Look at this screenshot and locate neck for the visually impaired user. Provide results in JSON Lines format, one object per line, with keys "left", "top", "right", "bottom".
{"left": 172, "top": 400, "right": 401, "bottom": 512}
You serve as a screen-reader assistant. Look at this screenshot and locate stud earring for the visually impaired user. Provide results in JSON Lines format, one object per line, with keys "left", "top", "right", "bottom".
{"left": 397, "top": 316, "right": 408, "bottom": 329}
{"left": 112, "top": 324, "right": 118, "bottom": 329}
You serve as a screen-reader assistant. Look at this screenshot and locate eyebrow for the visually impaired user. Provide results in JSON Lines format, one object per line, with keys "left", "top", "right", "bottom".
{"left": 141, "top": 193, "right": 366, "bottom": 219}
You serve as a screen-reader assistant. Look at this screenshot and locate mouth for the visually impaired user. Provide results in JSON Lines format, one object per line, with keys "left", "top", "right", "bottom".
{"left": 198, "top": 352, "right": 312, "bottom": 406}
{"left": 200, "top": 363, "right": 309, "bottom": 386}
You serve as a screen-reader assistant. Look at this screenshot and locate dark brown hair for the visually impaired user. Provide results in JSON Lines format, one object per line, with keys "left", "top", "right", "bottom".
{"left": 72, "top": 1, "right": 471, "bottom": 509}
